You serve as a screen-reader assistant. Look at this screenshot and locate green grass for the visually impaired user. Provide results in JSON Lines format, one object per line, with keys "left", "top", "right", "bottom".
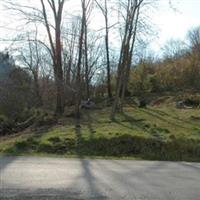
{"left": 0, "top": 103, "right": 200, "bottom": 161}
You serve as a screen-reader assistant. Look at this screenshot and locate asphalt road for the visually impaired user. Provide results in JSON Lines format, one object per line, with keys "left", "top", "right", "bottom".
{"left": 0, "top": 156, "right": 200, "bottom": 200}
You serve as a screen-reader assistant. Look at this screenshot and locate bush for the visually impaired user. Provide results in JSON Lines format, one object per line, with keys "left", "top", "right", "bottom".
{"left": 34, "top": 109, "right": 57, "bottom": 126}
{"left": 0, "top": 67, "right": 33, "bottom": 120}
{"left": 0, "top": 115, "right": 8, "bottom": 124}
{"left": 184, "top": 97, "right": 200, "bottom": 107}
{"left": 38, "top": 142, "right": 54, "bottom": 153}
{"left": 177, "top": 94, "right": 200, "bottom": 108}
{"left": 38, "top": 137, "right": 76, "bottom": 154}
{"left": 15, "top": 141, "right": 29, "bottom": 151}
{"left": 0, "top": 115, "right": 15, "bottom": 135}
{"left": 77, "top": 135, "right": 200, "bottom": 161}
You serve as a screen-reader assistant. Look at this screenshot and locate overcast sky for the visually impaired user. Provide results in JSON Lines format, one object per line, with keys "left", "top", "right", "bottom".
{"left": 0, "top": 0, "right": 199, "bottom": 54}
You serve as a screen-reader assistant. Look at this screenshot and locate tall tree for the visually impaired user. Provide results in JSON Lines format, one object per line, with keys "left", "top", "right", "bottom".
{"left": 2, "top": 0, "right": 66, "bottom": 114}
{"left": 75, "top": 0, "right": 86, "bottom": 118}
{"left": 83, "top": 0, "right": 93, "bottom": 99}
{"left": 187, "top": 26, "right": 200, "bottom": 54}
{"left": 95, "top": 0, "right": 112, "bottom": 98}
{"left": 63, "top": 18, "right": 80, "bottom": 87}
{"left": 40, "top": 0, "right": 65, "bottom": 115}
{"left": 111, "top": 0, "right": 143, "bottom": 119}
{"left": 75, "top": 0, "right": 93, "bottom": 117}
{"left": 19, "top": 30, "right": 43, "bottom": 107}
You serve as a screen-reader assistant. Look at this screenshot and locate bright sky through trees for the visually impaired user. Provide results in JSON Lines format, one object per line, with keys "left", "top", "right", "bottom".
{"left": 0, "top": 0, "right": 199, "bottom": 53}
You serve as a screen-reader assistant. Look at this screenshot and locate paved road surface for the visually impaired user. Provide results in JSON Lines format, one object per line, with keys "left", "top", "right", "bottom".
{"left": 0, "top": 156, "right": 200, "bottom": 200}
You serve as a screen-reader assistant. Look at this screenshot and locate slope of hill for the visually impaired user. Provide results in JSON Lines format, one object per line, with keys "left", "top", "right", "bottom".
{"left": 1, "top": 100, "right": 200, "bottom": 162}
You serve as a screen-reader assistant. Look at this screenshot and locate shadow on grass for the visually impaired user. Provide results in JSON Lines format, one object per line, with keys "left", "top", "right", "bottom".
{"left": 73, "top": 117, "right": 109, "bottom": 199}
{"left": 112, "top": 112, "right": 170, "bottom": 139}
{"left": 127, "top": 102, "right": 186, "bottom": 125}
{"left": 74, "top": 118, "right": 84, "bottom": 158}
{"left": 86, "top": 111, "right": 96, "bottom": 140}
{"left": 150, "top": 107, "right": 200, "bottom": 129}
{"left": 71, "top": 112, "right": 199, "bottom": 162}
{"left": 140, "top": 108, "right": 190, "bottom": 130}
{"left": 111, "top": 113, "right": 147, "bottom": 132}
{"left": 2, "top": 112, "right": 200, "bottom": 162}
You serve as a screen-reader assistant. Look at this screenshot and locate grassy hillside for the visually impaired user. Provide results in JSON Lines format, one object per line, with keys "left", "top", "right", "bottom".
{"left": 0, "top": 99, "right": 200, "bottom": 161}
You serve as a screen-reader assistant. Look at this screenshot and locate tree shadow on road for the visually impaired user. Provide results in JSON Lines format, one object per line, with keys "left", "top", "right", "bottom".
{"left": 78, "top": 159, "right": 108, "bottom": 199}
{"left": 0, "top": 156, "right": 17, "bottom": 172}
{"left": 74, "top": 116, "right": 108, "bottom": 199}
{"left": 86, "top": 111, "right": 95, "bottom": 140}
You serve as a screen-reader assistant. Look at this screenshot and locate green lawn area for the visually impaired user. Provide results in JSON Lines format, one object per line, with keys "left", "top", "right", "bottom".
{"left": 1, "top": 103, "right": 200, "bottom": 161}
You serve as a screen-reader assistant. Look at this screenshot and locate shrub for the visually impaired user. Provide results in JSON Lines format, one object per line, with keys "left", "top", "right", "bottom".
{"left": 177, "top": 94, "right": 200, "bottom": 107}
{"left": 77, "top": 135, "right": 200, "bottom": 161}
{"left": 34, "top": 109, "right": 57, "bottom": 126}
{"left": 38, "top": 137, "right": 76, "bottom": 154}
{"left": 0, "top": 115, "right": 15, "bottom": 135}
{"left": 15, "top": 141, "right": 29, "bottom": 151}
{"left": 38, "top": 142, "right": 54, "bottom": 153}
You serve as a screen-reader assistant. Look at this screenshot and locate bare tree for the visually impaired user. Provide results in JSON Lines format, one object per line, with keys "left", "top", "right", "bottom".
{"left": 19, "top": 31, "right": 43, "bottom": 107}
{"left": 85, "top": 34, "right": 103, "bottom": 92}
{"left": 83, "top": 0, "right": 93, "bottom": 99}
{"left": 162, "top": 39, "right": 187, "bottom": 59}
{"left": 40, "top": 0, "right": 66, "bottom": 115}
{"left": 95, "top": 0, "right": 112, "bottom": 98}
{"left": 75, "top": 0, "right": 94, "bottom": 117}
{"left": 111, "top": 0, "right": 144, "bottom": 119}
{"left": 63, "top": 18, "right": 80, "bottom": 87}
{"left": 75, "top": 1, "right": 86, "bottom": 118}
{"left": 3, "top": 0, "right": 67, "bottom": 114}
{"left": 187, "top": 26, "right": 200, "bottom": 55}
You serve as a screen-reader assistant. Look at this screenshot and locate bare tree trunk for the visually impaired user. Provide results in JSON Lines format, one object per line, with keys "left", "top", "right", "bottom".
{"left": 21, "top": 31, "right": 43, "bottom": 107}
{"left": 40, "top": 0, "right": 65, "bottom": 115}
{"left": 55, "top": 17, "right": 65, "bottom": 115}
{"left": 95, "top": 0, "right": 112, "bottom": 99}
{"left": 111, "top": 60, "right": 125, "bottom": 118}
{"left": 55, "top": 70, "right": 64, "bottom": 115}
{"left": 111, "top": 0, "right": 143, "bottom": 118}
{"left": 120, "top": 5, "right": 140, "bottom": 110}
{"left": 75, "top": 0, "right": 85, "bottom": 118}
{"left": 104, "top": 0, "right": 112, "bottom": 99}
{"left": 66, "top": 58, "right": 72, "bottom": 85}
{"left": 105, "top": 11, "right": 112, "bottom": 99}
{"left": 84, "top": 16, "right": 90, "bottom": 99}
{"left": 33, "top": 71, "right": 43, "bottom": 106}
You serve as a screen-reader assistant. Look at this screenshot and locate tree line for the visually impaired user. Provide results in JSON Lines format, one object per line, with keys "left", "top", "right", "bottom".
{"left": 0, "top": 0, "right": 199, "bottom": 124}
{"left": 1, "top": 0, "right": 151, "bottom": 118}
